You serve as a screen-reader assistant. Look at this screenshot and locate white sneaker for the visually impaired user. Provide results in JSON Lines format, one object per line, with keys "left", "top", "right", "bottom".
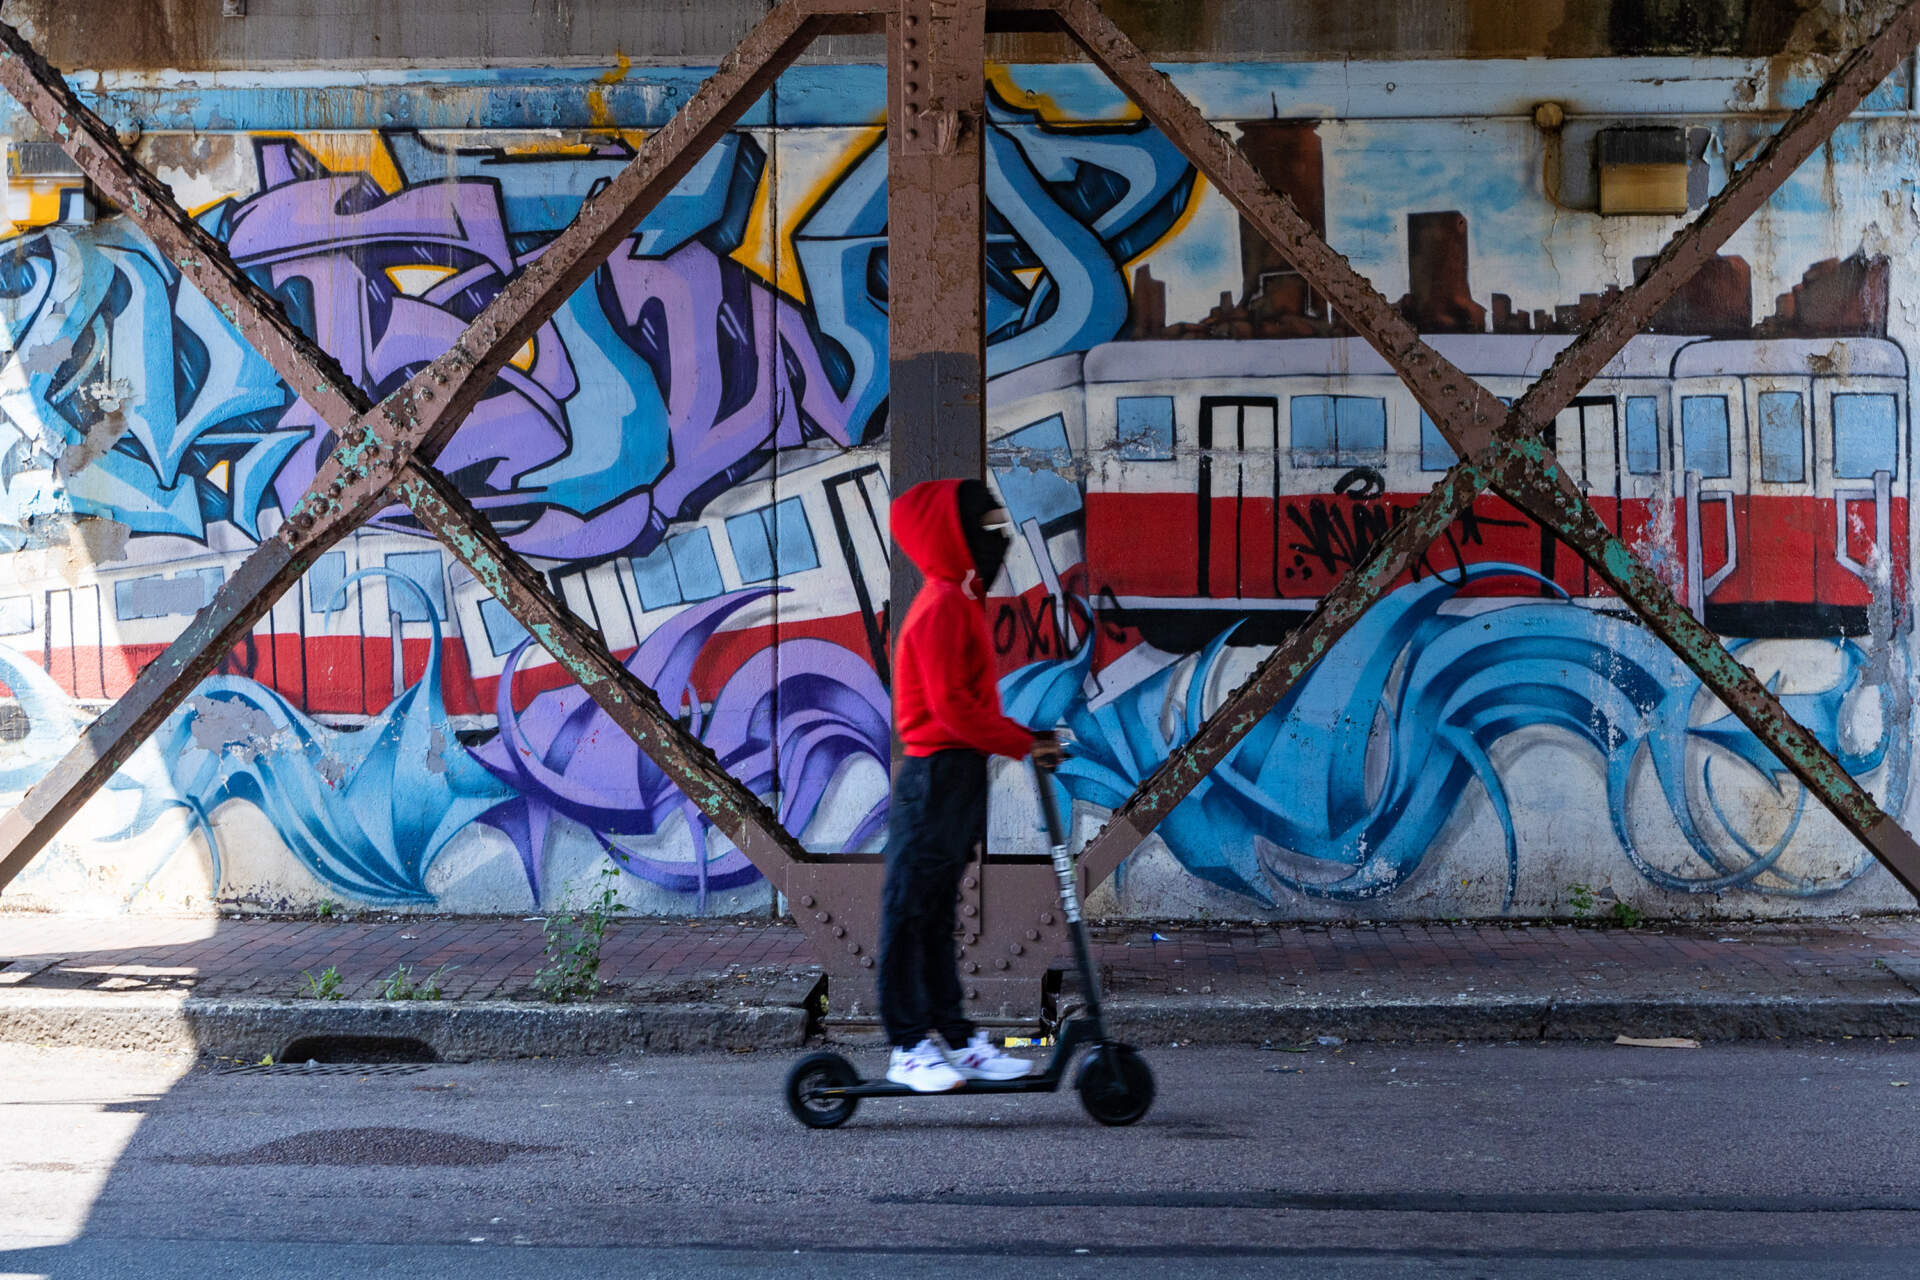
{"left": 945, "top": 1030, "right": 1034, "bottom": 1081}
{"left": 886, "top": 1038, "right": 966, "bottom": 1093}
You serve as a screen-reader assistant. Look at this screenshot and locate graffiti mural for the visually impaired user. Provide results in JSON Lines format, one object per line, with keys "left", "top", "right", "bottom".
{"left": 0, "top": 62, "right": 1914, "bottom": 919}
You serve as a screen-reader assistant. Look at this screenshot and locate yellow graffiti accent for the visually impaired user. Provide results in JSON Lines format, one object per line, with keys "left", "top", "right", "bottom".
{"left": 986, "top": 63, "right": 1141, "bottom": 125}
{"left": 278, "top": 132, "right": 405, "bottom": 194}
{"left": 206, "top": 459, "right": 232, "bottom": 493}
{"left": 738, "top": 125, "right": 886, "bottom": 301}
{"left": 599, "top": 52, "right": 633, "bottom": 85}
{"left": 1123, "top": 171, "right": 1209, "bottom": 275}
{"left": 508, "top": 337, "right": 537, "bottom": 372}
{"left": 587, "top": 88, "right": 612, "bottom": 131}
{"left": 5, "top": 178, "right": 81, "bottom": 231}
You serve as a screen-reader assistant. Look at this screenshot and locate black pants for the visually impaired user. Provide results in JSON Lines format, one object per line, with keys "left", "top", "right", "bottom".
{"left": 876, "top": 749, "right": 983, "bottom": 1050}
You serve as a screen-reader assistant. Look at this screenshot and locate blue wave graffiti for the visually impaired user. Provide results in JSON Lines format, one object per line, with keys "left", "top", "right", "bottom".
{"left": 472, "top": 587, "right": 890, "bottom": 911}
{"left": 1001, "top": 566, "right": 1909, "bottom": 905}
{"left": 156, "top": 570, "right": 516, "bottom": 903}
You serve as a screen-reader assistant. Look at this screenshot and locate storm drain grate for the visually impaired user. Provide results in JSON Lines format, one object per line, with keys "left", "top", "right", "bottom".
{"left": 218, "top": 1061, "right": 436, "bottom": 1077}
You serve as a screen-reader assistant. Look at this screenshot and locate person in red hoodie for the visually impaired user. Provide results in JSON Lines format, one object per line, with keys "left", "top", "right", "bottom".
{"left": 879, "top": 477, "right": 1064, "bottom": 1093}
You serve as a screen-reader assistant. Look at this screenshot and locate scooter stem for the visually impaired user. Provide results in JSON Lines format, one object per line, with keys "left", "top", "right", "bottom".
{"left": 1032, "top": 760, "right": 1106, "bottom": 1026}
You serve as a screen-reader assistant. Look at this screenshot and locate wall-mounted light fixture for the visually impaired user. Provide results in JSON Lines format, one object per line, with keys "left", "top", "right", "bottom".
{"left": 1596, "top": 125, "right": 1690, "bottom": 216}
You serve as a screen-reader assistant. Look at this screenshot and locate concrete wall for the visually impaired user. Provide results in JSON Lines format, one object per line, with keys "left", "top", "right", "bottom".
{"left": 1, "top": 41, "right": 1917, "bottom": 921}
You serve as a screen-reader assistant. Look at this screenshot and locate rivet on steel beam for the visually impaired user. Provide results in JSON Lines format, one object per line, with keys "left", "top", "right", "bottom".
{"left": 1038, "top": 912, "right": 1054, "bottom": 925}
{"left": 814, "top": 910, "right": 830, "bottom": 923}
{"left": 798, "top": 895, "right": 814, "bottom": 908}
{"left": 1024, "top": 930, "right": 1039, "bottom": 941}
{"left": 831, "top": 925, "right": 845, "bottom": 938}
{"left": 965, "top": 933, "right": 978, "bottom": 944}
{"left": 847, "top": 943, "right": 861, "bottom": 956}
{"left": 1008, "top": 943, "right": 1023, "bottom": 956}
{"left": 862, "top": 957, "right": 874, "bottom": 969}
{"left": 963, "top": 876, "right": 978, "bottom": 889}
{"left": 960, "top": 904, "right": 977, "bottom": 917}
{"left": 966, "top": 988, "right": 978, "bottom": 999}
{"left": 965, "top": 962, "right": 979, "bottom": 974}
{"left": 995, "top": 959, "right": 1010, "bottom": 971}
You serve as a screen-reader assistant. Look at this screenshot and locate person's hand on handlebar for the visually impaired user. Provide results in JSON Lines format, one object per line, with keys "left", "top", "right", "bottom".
{"left": 1031, "top": 731, "right": 1067, "bottom": 769}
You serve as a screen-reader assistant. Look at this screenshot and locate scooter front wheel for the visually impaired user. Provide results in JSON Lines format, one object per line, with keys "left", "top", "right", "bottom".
{"left": 1075, "top": 1043, "right": 1154, "bottom": 1126}
{"left": 785, "top": 1051, "right": 861, "bottom": 1128}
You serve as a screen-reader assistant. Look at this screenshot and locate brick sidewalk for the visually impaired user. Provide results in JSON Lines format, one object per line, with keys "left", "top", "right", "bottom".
{"left": 4, "top": 912, "right": 1920, "bottom": 1007}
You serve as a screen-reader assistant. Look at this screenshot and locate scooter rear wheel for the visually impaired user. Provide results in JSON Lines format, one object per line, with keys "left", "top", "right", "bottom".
{"left": 1075, "top": 1043, "right": 1154, "bottom": 1126}
{"left": 785, "top": 1051, "right": 860, "bottom": 1128}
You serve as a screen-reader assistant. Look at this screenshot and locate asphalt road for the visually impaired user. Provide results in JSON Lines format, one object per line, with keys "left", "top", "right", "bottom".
{"left": 2, "top": 1038, "right": 1918, "bottom": 1277}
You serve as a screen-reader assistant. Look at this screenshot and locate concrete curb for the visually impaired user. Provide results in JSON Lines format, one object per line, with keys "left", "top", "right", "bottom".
{"left": 6, "top": 989, "right": 1917, "bottom": 1059}
{"left": 1101, "top": 993, "right": 1920, "bottom": 1044}
{"left": 0, "top": 993, "right": 810, "bottom": 1060}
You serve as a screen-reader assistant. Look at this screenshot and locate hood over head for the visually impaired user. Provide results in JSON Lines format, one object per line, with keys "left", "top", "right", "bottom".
{"left": 893, "top": 478, "right": 1009, "bottom": 592}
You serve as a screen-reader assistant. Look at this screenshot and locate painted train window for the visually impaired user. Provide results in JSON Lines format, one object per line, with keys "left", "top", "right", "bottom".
{"left": 1290, "top": 394, "right": 1387, "bottom": 467}
{"left": 992, "top": 414, "right": 1082, "bottom": 528}
{"left": 383, "top": 551, "right": 447, "bottom": 622}
{"left": 1680, "top": 395, "right": 1732, "bottom": 479}
{"left": 113, "top": 567, "right": 224, "bottom": 622}
{"left": 477, "top": 598, "right": 530, "bottom": 657}
{"left": 726, "top": 497, "right": 821, "bottom": 585}
{"left": 1832, "top": 393, "right": 1899, "bottom": 479}
{"left": 1756, "top": 391, "right": 1806, "bottom": 484}
{"left": 1418, "top": 410, "right": 1455, "bottom": 471}
{"left": 305, "top": 551, "right": 347, "bottom": 614}
{"left": 1115, "top": 396, "right": 1176, "bottom": 460}
{"left": 1625, "top": 397, "right": 1661, "bottom": 474}
{"left": 630, "top": 528, "right": 724, "bottom": 612}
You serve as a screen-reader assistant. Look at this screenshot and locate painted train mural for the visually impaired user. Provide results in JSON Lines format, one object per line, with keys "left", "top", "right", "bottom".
{"left": 0, "top": 66, "right": 1913, "bottom": 918}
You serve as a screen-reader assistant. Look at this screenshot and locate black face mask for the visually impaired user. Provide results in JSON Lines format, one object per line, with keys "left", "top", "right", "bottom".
{"left": 956, "top": 478, "right": 1011, "bottom": 590}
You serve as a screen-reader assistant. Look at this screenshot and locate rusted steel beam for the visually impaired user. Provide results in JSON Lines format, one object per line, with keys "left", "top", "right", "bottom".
{"left": 392, "top": 463, "right": 815, "bottom": 874}
{"left": 1509, "top": 0, "right": 1920, "bottom": 439}
{"left": 1496, "top": 461, "right": 1920, "bottom": 897}
{"left": 886, "top": 0, "right": 989, "bottom": 624}
{"left": 0, "top": 1, "right": 833, "bottom": 893}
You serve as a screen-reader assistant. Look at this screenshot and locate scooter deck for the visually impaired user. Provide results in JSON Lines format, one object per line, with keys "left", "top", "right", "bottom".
{"left": 829, "top": 1072, "right": 1067, "bottom": 1099}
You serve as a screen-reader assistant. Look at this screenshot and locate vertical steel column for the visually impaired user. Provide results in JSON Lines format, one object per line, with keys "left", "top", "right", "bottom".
{"left": 886, "top": 0, "right": 989, "bottom": 550}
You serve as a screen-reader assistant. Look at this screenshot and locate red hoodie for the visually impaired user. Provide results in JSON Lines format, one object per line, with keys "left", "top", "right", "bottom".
{"left": 891, "top": 479, "right": 1038, "bottom": 760}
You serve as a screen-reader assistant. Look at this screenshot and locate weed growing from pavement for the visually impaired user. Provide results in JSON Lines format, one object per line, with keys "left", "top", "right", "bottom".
{"left": 316, "top": 898, "right": 336, "bottom": 919}
{"left": 1609, "top": 901, "right": 1645, "bottom": 929}
{"left": 379, "top": 963, "right": 454, "bottom": 1000}
{"left": 534, "top": 864, "right": 627, "bottom": 1002}
{"left": 299, "top": 964, "right": 344, "bottom": 1000}
{"left": 1565, "top": 883, "right": 1598, "bottom": 917}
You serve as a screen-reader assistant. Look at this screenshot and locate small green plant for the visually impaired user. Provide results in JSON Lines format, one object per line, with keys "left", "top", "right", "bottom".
{"left": 316, "top": 898, "right": 336, "bottom": 920}
{"left": 1609, "top": 901, "right": 1645, "bottom": 929}
{"left": 299, "top": 964, "right": 344, "bottom": 1000}
{"left": 379, "top": 963, "right": 455, "bottom": 1001}
{"left": 1565, "top": 883, "right": 1598, "bottom": 917}
{"left": 533, "top": 864, "right": 627, "bottom": 1003}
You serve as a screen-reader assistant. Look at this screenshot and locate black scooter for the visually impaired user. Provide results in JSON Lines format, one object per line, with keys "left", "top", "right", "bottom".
{"left": 783, "top": 760, "right": 1155, "bottom": 1128}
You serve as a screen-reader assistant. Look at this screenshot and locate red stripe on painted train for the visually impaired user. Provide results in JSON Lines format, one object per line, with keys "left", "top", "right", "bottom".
{"left": 992, "top": 334, "right": 1912, "bottom": 635}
